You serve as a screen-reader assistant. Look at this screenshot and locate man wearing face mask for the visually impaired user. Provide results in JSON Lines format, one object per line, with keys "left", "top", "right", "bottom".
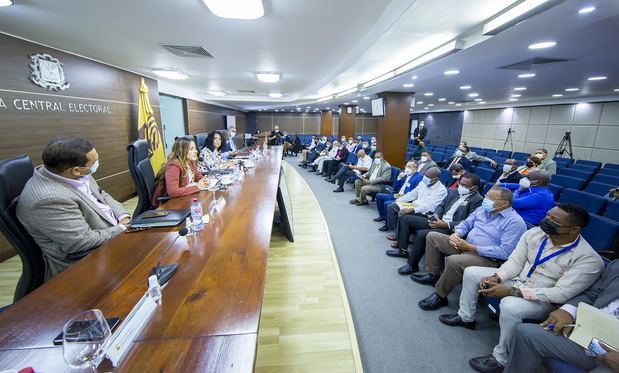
{"left": 447, "top": 164, "right": 466, "bottom": 189}
{"left": 443, "top": 204, "right": 603, "bottom": 373}
{"left": 413, "top": 121, "right": 427, "bottom": 145}
{"left": 350, "top": 152, "right": 392, "bottom": 205}
{"left": 534, "top": 148, "right": 557, "bottom": 175}
{"left": 445, "top": 145, "right": 473, "bottom": 172}
{"left": 331, "top": 149, "right": 372, "bottom": 192}
{"left": 321, "top": 142, "right": 349, "bottom": 178}
{"left": 411, "top": 141, "right": 429, "bottom": 161}
{"left": 380, "top": 167, "right": 447, "bottom": 232}
{"left": 417, "top": 151, "right": 438, "bottom": 175}
{"left": 412, "top": 187, "right": 526, "bottom": 310}
{"left": 340, "top": 136, "right": 348, "bottom": 147}
{"left": 373, "top": 161, "right": 423, "bottom": 222}
{"left": 17, "top": 138, "right": 131, "bottom": 280}
{"left": 305, "top": 136, "right": 329, "bottom": 165}
{"left": 387, "top": 173, "right": 483, "bottom": 270}
{"left": 499, "top": 170, "right": 554, "bottom": 227}
{"left": 496, "top": 159, "right": 523, "bottom": 184}
{"left": 454, "top": 144, "right": 497, "bottom": 168}
{"left": 268, "top": 125, "right": 284, "bottom": 146}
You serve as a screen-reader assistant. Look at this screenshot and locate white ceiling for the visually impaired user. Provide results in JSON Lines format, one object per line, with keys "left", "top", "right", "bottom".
{"left": 1, "top": 0, "right": 618, "bottom": 113}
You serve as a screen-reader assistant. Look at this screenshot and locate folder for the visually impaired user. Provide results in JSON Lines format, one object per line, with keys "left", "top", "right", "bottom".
{"left": 130, "top": 209, "right": 190, "bottom": 228}
{"left": 569, "top": 302, "right": 619, "bottom": 351}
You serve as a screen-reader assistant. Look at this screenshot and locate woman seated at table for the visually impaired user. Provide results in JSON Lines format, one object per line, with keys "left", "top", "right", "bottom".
{"left": 199, "top": 130, "right": 231, "bottom": 173}
{"left": 151, "top": 137, "right": 208, "bottom": 207}
{"left": 497, "top": 170, "right": 554, "bottom": 228}
{"left": 517, "top": 155, "right": 541, "bottom": 175}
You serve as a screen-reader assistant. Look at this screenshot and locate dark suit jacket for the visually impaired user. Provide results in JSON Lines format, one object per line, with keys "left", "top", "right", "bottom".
{"left": 434, "top": 190, "right": 483, "bottom": 230}
{"left": 567, "top": 260, "right": 618, "bottom": 309}
{"left": 335, "top": 147, "right": 349, "bottom": 162}
{"left": 445, "top": 156, "right": 472, "bottom": 172}
{"left": 497, "top": 171, "right": 523, "bottom": 184}
{"left": 413, "top": 127, "right": 427, "bottom": 140}
{"left": 313, "top": 142, "right": 327, "bottom": 153}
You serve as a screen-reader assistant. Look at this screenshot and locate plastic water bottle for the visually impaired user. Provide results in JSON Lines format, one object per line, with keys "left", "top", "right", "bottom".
{"left": 185, "top": 217, "right": 193, "bottom": 236}
{"left": 190, "top": 198, "right": 204, "bottom": 231}
{"left": 147, "top": 275, "right": 162, "bottom": 305}
{"left": 263, "top": 141, "right": 267, "bottom": 153}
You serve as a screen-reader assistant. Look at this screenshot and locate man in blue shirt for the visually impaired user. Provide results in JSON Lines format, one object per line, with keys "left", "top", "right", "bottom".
{"left": 412, "top": 187, "right": 527, "bottom": 310}
{"left": 373, "top": 161, "right": 422, "bottom": 222}
{"left": 499, "top": 170, "right": 555, "bottom": 228}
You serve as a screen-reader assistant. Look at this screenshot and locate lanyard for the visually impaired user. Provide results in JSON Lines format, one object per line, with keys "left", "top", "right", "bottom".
{"left": 527, "top": 236, "right": 580, "bottom": 278}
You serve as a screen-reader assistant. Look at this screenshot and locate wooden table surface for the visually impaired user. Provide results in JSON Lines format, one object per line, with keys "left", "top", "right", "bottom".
{"left": 0, "top": 146, "right": 282, "bottom": 371}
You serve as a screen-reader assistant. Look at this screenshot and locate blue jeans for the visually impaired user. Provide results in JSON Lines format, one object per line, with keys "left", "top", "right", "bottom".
{"left": 376, "top": 193, "right": 396, "bottom": 219}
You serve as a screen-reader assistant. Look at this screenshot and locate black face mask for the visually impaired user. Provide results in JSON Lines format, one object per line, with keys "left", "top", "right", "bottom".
{"left": 539, "top": 218, "right": 561, "bottom": 235}
{"left": 525, "top": 160, "right": 534, "bottom": 167}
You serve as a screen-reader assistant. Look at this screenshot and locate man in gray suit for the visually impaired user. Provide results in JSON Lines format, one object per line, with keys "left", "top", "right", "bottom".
{"left": 350, "top": 152, "right": 392, "bottom": 205}
{"left": 418, "top": 150, "right": 438, "bottom": 175}
{"left": 505, "top": 260, "right": 619, "bottom": 373}
{"left": 17, "top": 138, "right": 130, "bottom": 280}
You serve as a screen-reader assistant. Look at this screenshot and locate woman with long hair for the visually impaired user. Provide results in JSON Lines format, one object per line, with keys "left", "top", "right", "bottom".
{"left": 151, "top": 137, "right": 207, "bottom": 207}
{"left": 199, "top": 130, "right": 227, "bottom": 173}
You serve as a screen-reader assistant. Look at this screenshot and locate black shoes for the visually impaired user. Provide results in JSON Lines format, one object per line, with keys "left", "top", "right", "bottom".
{"left": 378, "top": 224, "right": 388, "bottom": 232}
{"left": 397, "top": 264, "right": 418, "bottom": 275}
{"left": 410, "top": 273, "right": 440, "bottom": 286}
{"left": 385, "top": 249, "right": 408, "bottom": 258}
{"left": 438, "top": 314, "right": 477, "bottom": 330}
{"left": 349, "top": 199, "right": 359, "bottom": 204}
{"left": 333, "top": 187, "right": 344, "bottom": 192}
{"left": 469, "top": 355, "right": 504, "bottom": 373}
{"left": 373, "top": 217, "right": 385, "bottom": 222}
{"left": 418, "top": 292, "right": 448, "bottom": 311}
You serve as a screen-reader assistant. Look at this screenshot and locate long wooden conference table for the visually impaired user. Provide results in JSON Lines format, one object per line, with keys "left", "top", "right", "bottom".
{"left": 0, "top": 146, "right": 284, "bottom": 372}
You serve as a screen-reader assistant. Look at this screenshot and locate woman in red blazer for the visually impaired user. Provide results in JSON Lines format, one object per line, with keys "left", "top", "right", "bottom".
{"left": 151, "top": 137, "right": 208, "bottom": 207}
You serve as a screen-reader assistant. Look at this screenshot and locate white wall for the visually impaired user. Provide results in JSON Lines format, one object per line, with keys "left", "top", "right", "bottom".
{"left": 461, "top": 102, "right": 619, "bottom": 164}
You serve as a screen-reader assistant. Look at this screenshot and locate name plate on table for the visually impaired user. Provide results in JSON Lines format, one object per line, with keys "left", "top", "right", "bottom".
{"left": 97, "top": 293, "right": 157, "bottom": 368}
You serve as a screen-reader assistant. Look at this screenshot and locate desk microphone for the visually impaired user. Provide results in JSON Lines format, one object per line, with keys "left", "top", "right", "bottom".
{"left": 148, "top": 227, "right": 188, "bottom": 286}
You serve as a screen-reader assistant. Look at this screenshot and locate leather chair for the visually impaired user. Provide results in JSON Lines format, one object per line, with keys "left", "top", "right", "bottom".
{"left": 127, "top": 140, "right": 152, "bottom": 216}
{"left": 0, "top": 155, "right": 45, "bottom": 301}
{"left": 195, "top": 133, "right": 208, "bottom": 150}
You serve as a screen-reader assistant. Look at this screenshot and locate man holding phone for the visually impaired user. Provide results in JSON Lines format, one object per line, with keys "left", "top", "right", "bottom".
{"left": 505, "top": 260, "right": 619, "bottom": 373}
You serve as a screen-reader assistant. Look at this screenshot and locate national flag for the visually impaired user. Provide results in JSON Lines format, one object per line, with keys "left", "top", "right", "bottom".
{"left": 137, "top": 78, "right": 166, "bottom": 175}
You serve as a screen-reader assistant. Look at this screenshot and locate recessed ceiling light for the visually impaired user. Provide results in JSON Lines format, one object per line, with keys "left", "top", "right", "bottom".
{"left": 552, "top": 94, "right": 563, "bottom": 97}
{"left": 428, "top": 104, "right": 434, "bottom": 107}
{"left": 512, "top": 94, "right": 522, "bottom": 98}
{"left": 203, "top": 0, "right": 265, "bottom": 19}
{"left": 424, "top": 92, "right": 434, "bottom": 96}
{"left": 478, "top": 101, "right": 486, "bottom": 104}
{"left": 403, "top": 83, "right": 414, "bottom": 88}
{"left": 444, "top": 69, "right": 460, "bottom": 75}
{"left": 255, "top": 72, "right": 281, "bottom": 83}
{"left": 411, "top": 75, "right": 418, "bottom": 80}
{"left": 0, "top": 0, "right": 13, "bottom": 6}
{"left": 352, "top": 100, "right": 359, "bottom": 103}
{"left": 528, "top": 41, "right": 557, "bottom": 49}
{"left": 474, "top": 98, "right": 483, "bottom": 102}
{"left": 343, "top": 102, "right": 350, "bottom": 105}
{"left": 438, "top": 98, "right": 446, "bottom": 101}
{"left": 326, "top": 107, "right": 331, "bottom": 110}
{"left": 518, "top": 73, "right": 536, "bottom": 78}
{"left": 417, "top": 101, "right": 424, "bottom": 104}
{"left": 455, "top": 103, "right": 462, "bottom": 107}
{"left": 363, "top": 96, "right": 370, "bottom": 100}
{"left": 207, "top": 90, "right": 226, "bottom": 96}
{"left": 614, "top": 89, "right": 619, "bottom": 92}
{"left": 468, "top": 93, "right": 479, "bottom": 97}
{"left": 269, "top": 92, "right": 283, "bottom": 98}
{"left": 424, "top": 107, "right": 429, "bottom": 110}
{"left": 509, "top": 98, "right": 518, "bottom": 102}
{"left": 565, "top": 88, "right": 580, "bottom": 92}
{"left": 588, "top": 76, "right": 607, "bottom": 81}
{"left": 513, "top": 87, "right": 527, "bottom": 91}
{"left": 578, "top": 6, "right": 596, "bottom": 14}
{"left": 460, "top": 85, "right": 471, "bottom": 90}
{"left": 448, "top": 101, "right": 455, "bottom": 104}
{"left": 152, "top": 69, "right": 189, "bottom": 80}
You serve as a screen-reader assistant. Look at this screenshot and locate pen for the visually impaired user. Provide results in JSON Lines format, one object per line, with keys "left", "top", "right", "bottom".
{"left": 546, "top": 323, "right": 576, "bottom": 329}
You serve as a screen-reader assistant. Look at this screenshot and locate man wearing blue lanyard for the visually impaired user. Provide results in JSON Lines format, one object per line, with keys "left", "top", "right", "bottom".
{"left": 439, "top": 204, "right": 604, "bottom": 373}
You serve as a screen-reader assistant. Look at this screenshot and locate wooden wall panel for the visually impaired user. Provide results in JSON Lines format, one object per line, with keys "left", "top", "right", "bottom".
{"left": 332, "top": 114, "right": 340, "bottom": 136}
{"left": 363, "top": 117, "right": 378, "bottom": 135}
{"left": 320, "top": 111, "right": 332, "bottom": 136}
{"left": 354, "top": 117, "right": 364, "bottom": 135}
{"left": 256, "top": 114, "right": 273, "bottom": 132}
{"left": 303, "top": 116, "right": 320, "bottom": 134}
{"left": 377, "top": 93, "right": 412, "bottom": 168}
{"left": 338, "top": 107, "right": 356, "bottom": 138}
{"left": 274, "top": 116, "right": 303, "bottom": 134}
{"left": 185, "top": 99, "right": 245, "bottom": 135}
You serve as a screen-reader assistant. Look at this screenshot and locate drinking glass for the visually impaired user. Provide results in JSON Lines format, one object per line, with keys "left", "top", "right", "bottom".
{"left": 62, "top": 309, "right": 111, "bottom": 371}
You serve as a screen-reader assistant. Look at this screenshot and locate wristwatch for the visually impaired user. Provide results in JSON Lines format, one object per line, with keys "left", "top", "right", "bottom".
{"left": 511, "top": 286, "right": 522, "bottom": 297}
{"left": 491, "top": 273, "right": 502, "bottom": 283}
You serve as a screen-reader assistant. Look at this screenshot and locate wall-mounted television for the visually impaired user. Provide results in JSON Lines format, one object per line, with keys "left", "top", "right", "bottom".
{"left": 371, "top": 98, "right": 385, "bottom": 117}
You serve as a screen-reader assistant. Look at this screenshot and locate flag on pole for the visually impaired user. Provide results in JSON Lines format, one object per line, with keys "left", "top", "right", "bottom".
{"left": 137, "top": 78, "right": 166, "bottom": 175}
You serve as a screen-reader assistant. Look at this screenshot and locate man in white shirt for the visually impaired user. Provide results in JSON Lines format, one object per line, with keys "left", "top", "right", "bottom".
{"left": 333, "top": 149, "right": 372, "bottom": 192}
{"left": 310, "top": 141, "right": 339, "bottom": 174}
{"left": 350, "top": 152, "right": 392, "bottom": 205}
{"left": 381, "top": 167, "right": 447, "bottom": 231}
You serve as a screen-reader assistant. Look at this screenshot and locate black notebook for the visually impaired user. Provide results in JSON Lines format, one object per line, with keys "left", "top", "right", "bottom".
{"left": 129, "top": 209, "right": 190, "bottom": 228}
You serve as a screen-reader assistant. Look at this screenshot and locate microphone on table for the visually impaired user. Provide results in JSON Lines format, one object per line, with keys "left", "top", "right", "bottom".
{"left": 148, "top": 227, "right": 188, "bottom": 286}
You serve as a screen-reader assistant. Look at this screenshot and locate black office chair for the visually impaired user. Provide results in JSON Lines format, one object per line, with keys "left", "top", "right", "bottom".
{"left": 196, "top": 133, "right": 208, "bottom": 150}
{"left": 127, "top": 140, "right": 152, "bottom": 216}
{"left": 0, "top": 155, "right": 45, "bottom": 302}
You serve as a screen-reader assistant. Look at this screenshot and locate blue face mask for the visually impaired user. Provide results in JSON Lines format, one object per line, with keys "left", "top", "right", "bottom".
{"left": 482, "top": 197, "right": 495, "bottom": 212}
{"left": 86, "top": 159, "right": 100, "bottom": 175}
{"left": 422, "top": 176, "right": 431, "bottom": 186}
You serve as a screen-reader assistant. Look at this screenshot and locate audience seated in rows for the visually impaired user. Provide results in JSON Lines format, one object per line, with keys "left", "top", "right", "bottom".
{"left": 534, "top": 148, "right": 557, "bottom": 175}
{"left": 321, "top": 143, "right": 350, "bottom": 178}
{"left": 411, "top": 187, "right": 527, "bottom": 311}
{"left": 517, "top": 155, "right": 542, "bottom": 175}
{"left": 329, "top": 149, "right": 373, "bottom": 192}
{"left": 441, "top": 204, "right": 603, "bottom": 372}
{"left": 456, "top": 141, "right": 497, "bottom": 168}
{"left": 349, "top": 152, "right": 392, "bottom": 206}
{"left": 374, "top": 161, "right": 422, "bottom": 222}
{"left": 417, "top": 151, "right": 438, "bottom": 174}
{"left": 447, "top": 163, "right": 467, "bottom": 189}
{"left": 445, "top": 145, "right": 473, "bottom": 172}
{"left": 411, "top": 141, "right": 428, "bottom": 161}
{"left": 307, "top": 141, "right": 336, "bottom": 173}
{"left": 496, "top": 159, "right": 523, "bottom": 184}
{"left": 499, "top": 170, "right": 555, "bottom": 228}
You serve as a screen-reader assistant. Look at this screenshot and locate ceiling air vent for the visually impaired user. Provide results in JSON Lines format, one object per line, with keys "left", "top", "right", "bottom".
{"left": 499, "top": 57, "right": 573, "bottom": 70}
{"left": 161, "top": 44, "right": 214, "bottom": 58}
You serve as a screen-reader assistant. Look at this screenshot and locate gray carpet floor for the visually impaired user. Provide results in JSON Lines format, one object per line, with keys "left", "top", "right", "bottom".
{"left": 286, "top": 158, "right": 501, "bottom": 373}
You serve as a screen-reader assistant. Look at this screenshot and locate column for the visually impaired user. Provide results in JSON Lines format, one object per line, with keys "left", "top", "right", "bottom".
{"left": 338, "top": 105, "right": 356, "bottom": 138}
{"left": 376, "top": 92, "right": 412, "bottom": 168}
{"left": 320, "top": 110, "right": 332, "bottom": 136}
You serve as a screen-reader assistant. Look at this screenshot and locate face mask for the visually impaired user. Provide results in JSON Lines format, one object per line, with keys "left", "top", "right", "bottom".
{"left": 454, "top": 150, "right": 463, "bottom": 157}
{"left": 370, "top": 145, "right": 377, "bottom": 151}
{"left": 503, "top": 164, "right": 513, "bottom": 173}
{"left": 374, "top": 158, "right": 382, "bottom": 165}
{"left": 539, "top": 218, "right": 561, "bottom": 236}
{"left": 519, "top": 177, "right": 531, "bottom": 189}
{"left": 404, "top": 168, "right": 414, "bottom": 176}
{"left": 457, "top": 185, "right": 471, "bottom": 196}
{"left": 84, "top": 159, "right": 99, "bottom": 175}
{"left": 452, "top": 174, "right": 461, "bottom": 179}
{"left": 341, "top": 138, "right": 346, "bottom": 142}
{"left": 525, "top": 160, "right": 534, "bottom": 168}
{"left": 482, "top": 197, "right": 495, "bottom": 212}
{"left": 422, "top": 176, "right": 431, "bottom": 186}
{"left": 420, "top": 156, "right": 428, "bottom": 163}
{"left": 231, "top": 132, "right": 236, "bottom": 137}
{"left": 535, "top": 152, "right": 545, "bottom": 160}
{"left": 363, "top": 143, "right": 369, "bottom": 148}
{"left": 419, "top": 123, "right": 424, "bottom": 127}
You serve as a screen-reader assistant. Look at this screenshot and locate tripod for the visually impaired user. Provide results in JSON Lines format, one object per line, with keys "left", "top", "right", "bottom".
{"left": 555, "top": 131, "right": 574, "bottom": 160}
{"left": 503, "top": 128, "right": 514, "bottom": 153}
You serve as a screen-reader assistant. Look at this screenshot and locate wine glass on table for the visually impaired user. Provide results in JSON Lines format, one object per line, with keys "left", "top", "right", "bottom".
{"left": 62, "top": 309, "right": 111, "bottom": 372}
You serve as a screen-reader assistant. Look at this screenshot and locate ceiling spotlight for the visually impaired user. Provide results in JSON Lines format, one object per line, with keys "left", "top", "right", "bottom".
{"left": 455, "top": 103, "right": 462, "bottom": 107}
{"left": 438, "top": 98, "right": 446, "bottom": 101}
{"left": 424, "top": 92, "right": 434, "bottom": 96}
{"left": 403, "top": 83, "right": 414, "bottom": 88}
{"left": 269, "top": 92, "right": 283, "bottom": 98}
{"left": 411, "top": 75, "right": 418, "bottom": 80}
{"left": 513, "top": 87, "right": 527, "bottom": 91}
{"left": 518, "top": 73, "right": 536, "bottom": 78}
{"left": 444, "top": 69, "right": 460, "bottom": 75}
{"left": 428, "top": 104, "right": 434, "bottom": 107}
{"left": 460, "top": 85, "right": 471, "bottom": 90}
{"left": 352, "top": 100, "right": 359, "bottom": 103}
{"left": 448, "top": 101, "right": 455, "bottom": 104}
{"left": 417, "top": 101, "right": 424, "bottom": 104}
{"left": 255, "top": 72, "right": 281, "bottom": 83}
{"left": 0, "top": 0, "right": 14, "bottom": 6}
{"left": 565, "top": 88, "right": 580, "bottom": 92}
{"left": 578, "top": 6, "right": 596, "bottom": 14}
{"left": 478, "top": 101, "right": 486, "bottom": 104}
{"left": 509, "top": 98, "right": 519, "bottom": 102}
{"left": 363, "top": 96, "right": 370, "bottom": 100}
{"left": 424, "top": 107, "right": 429, "bottom": 110}
{"left": 552, "top": 94, "right": 563, "bottom": 97}
{"left": 203, "top": 0, "right": 265, "bottom": 19}
{"left": 343, "top": 102, "right": 350, "bottom": 105}
{"left": 468, "top": 93, "right": 479, "bottom": 97}
{"left": 614, "top": 89, "right": 619, "bottom": 92}
{"left": 512, "top": 94, "right": 522, "bottom": 98}
{"left": 474, "top": 98, "right": 483, "bottom": 102}
{"left": 588, "top": 76, "right": 607, "bottom": 81}
{"left": 207, "top": 90, "right": 226, "bottom": 96}
{"left": 326, "top": 107, "right": 331, "bottom": 109}
{"left": 152, "top": 69, "right": 189, "bottom": 80}
{"left": 528, "top": 41, "right": 557, "bottom": 49}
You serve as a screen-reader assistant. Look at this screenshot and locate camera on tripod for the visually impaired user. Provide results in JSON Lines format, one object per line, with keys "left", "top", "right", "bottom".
{"left": 555, "top": 132, "right": 573, "bottom": 160}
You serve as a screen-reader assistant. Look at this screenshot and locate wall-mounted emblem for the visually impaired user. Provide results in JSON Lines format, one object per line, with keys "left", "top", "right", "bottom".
{"left": 29, "top": 53, "right": 70, "bottom": 91}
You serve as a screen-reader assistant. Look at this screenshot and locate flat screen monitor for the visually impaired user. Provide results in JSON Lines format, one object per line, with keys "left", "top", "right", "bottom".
{"left": 371, "top": 98, "right": 385, "bottom": 117}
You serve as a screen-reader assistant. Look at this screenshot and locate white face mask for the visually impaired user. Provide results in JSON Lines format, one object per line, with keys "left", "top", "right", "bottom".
{"left": 420, "top": 156, "right": 428, "bottom": 163}
{"left": 503, "top": 164, "right": 513, "bottom": 173}
{"left": 454, "top": 150, "right": 463, "bottom": 157}
{"left": 457, "top": 185, "right": 471, "bottom": 196}
{"left": 535, "top": 152, "right": 545, "bottom": 159}
{"left": 404, "top": 168, "right": 414, "bottom": 176}
{"left": 452, "top": 174, "right": 461, "bottom": 179}
{"left": 374, "top": 158, "right": 382, "bottom": 165}
{"left": 419, "top": 123, "right": 424, "bottom": 127}
{"left": 519, "top": 177, "right": 531, "bottom": 189}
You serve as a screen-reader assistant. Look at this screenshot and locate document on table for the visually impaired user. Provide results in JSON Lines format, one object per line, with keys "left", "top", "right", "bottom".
{"left": 396, "top": 201, "right": 414, "bottom": 210}
{"left": 569, "top": 302, "right": 619, "bottom": 350}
